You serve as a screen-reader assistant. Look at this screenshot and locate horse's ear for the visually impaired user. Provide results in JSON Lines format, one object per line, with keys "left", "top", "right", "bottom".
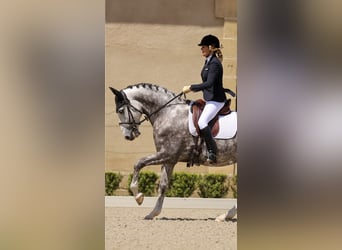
{"left": 109, "top": 87, "right": 120, "bottom": 96}
{"left": 109, "top": 87, "right": 125, "bottom": 107}
{"left": 109, "top": 87, "right": 124, "bottom": 101}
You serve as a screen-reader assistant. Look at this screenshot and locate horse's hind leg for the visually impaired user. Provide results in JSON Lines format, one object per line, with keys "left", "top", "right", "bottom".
{"left": 145, "top": 163, "right": 175, "bottom": 220}
{"left": 130, "top": 152, "right": 168, "bottom": 205}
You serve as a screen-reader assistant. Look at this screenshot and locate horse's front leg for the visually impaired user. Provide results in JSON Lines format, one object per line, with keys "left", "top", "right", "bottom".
{"left": 144, "top": 163, "right": 175, "bottom": 220}
{"left": 130, "top": 152, "right": 168, "bottom": 205}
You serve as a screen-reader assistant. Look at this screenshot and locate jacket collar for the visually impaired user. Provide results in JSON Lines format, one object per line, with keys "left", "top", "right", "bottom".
{"left": 205, "top": 54, "right": 216, "bottom": 65}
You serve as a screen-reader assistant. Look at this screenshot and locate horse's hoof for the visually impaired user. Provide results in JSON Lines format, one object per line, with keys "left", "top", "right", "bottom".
{"left": 135, "top": 193, "right": 144, "bottom": 205}
{"left": 144, "top": 215, "right": 153, "bottom": 220}
{"left": 226, "top": 205, "right": 237, "bottom": 220}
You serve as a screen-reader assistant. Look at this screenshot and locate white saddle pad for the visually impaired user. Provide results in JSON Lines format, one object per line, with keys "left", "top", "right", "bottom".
{"left": 188, "top": 108, "right": 237, "bottom": 139}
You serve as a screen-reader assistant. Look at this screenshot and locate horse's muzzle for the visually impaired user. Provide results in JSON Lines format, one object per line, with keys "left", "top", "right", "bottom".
{"left": 125, "top": 135, "right": 135, "bottom": 141}
{"left": 125, "top": 129, "right": 140, "bottom": 141}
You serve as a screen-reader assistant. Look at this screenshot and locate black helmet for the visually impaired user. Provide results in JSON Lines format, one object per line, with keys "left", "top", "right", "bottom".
{"left": 198, "top": 34, "right": 220, "bottom": 48}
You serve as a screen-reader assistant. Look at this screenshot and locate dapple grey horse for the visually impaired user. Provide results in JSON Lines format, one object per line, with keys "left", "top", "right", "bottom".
{"left": 109, "top": 83, "right": 237, "bottom": 219}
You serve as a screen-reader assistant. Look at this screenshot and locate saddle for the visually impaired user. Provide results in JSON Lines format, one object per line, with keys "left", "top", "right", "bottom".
{"left": 190, "top": 99, "right": 231, "bottom": 137}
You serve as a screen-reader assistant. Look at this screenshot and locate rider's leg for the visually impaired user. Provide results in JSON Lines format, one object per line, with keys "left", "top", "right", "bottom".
{"left": 198, "top": 101, "right": 225, "bottom": 163}
{"left": 200, "top": 126, "right": 217, "bottom": 163}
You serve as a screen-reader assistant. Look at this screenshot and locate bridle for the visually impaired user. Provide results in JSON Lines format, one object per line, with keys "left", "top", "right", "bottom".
{"left": 116, "top": 90, "right": 184, "bottom": 137}
{"left": 116, "top": 93, "right": 146, "bottom": 137}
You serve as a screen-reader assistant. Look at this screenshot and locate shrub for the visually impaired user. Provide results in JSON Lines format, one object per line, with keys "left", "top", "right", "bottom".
{"left": 127, "top": 171, "right": 158, "bottom": 196}
{"left": 230, "top": 175, "right": 238, "bottom": 198}
{"left": 105, "top": 172, "right": 123, "bottom": 196}
{"left": 166, "top": 172, "right": 199, "bottom": 197}
{"left": 197, "top": 174, "right": 229, "bottom": 198}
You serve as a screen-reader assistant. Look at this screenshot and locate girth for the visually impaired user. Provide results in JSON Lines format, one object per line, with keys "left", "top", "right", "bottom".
{"left": 190, "top": 99, "right": 231, "bottom": 137}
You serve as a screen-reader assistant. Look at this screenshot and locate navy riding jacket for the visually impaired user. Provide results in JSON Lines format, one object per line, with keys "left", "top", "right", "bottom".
{"left": 190, "top": 54, "right": 227, "bottom": 102}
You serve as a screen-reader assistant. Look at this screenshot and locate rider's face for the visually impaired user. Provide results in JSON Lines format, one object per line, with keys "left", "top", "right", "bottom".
{"left": 201, "top": 46, "right": 210, "bottom": 58}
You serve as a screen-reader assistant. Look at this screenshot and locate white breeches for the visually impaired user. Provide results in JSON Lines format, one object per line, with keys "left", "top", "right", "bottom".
{"left": 198, "top": 101, "right": 225, "bottom": 130}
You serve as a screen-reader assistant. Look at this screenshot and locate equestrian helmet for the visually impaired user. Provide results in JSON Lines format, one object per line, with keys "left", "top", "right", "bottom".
{"left": 198, "top": 34, "right": 220, "bottom": 48}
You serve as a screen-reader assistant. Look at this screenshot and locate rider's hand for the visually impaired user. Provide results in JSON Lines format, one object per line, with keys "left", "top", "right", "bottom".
{"left": 182, "top": 85, "right": 191, "bottom": 94}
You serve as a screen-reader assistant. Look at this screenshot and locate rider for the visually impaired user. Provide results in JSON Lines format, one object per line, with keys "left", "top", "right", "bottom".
{"left": 182, "top": 34, "right": 226, "bottom": 164}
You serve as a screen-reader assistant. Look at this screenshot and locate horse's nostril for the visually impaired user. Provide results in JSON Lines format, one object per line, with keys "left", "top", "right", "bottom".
{"left": 125, "top": 135, "right": 134, "bottom": 141}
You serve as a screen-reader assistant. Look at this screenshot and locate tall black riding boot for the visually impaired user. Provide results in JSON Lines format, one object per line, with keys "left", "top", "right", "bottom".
{"left": 200, "top": 126, "right": 217, "bottom": 164}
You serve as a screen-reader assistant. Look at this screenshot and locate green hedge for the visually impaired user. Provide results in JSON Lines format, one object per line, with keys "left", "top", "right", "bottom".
{"left": 127, "top": 171, "right": 158, "bottom": 196}
{"left": 166, "top": 172, "right": 199, "bottom": 197}
{"left": 105, "top": 171, "right": 237, "bottom": 198}
{"left": 197, "top": 174, "right": 229, "bottom": 198}
{"left": 105, "top": 172, "right": 123, "bottom": 196}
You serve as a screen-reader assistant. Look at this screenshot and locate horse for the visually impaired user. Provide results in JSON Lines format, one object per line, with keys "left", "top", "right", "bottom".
{"left": 109, "top": 83, "right": 237, "bottom": 219}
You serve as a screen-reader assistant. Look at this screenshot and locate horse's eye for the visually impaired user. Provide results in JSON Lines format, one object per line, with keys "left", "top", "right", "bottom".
{"left": 118, "top": 108, "right": 124, "bottom": 114}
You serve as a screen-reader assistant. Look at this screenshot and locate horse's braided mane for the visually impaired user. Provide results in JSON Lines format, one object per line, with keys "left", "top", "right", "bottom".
{"left": 125, "top": 83, "right": 176, "bottom": 97}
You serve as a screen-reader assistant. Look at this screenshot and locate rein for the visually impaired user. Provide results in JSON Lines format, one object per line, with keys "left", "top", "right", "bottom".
{"left": 145, "top": 92, "right": 184, "bottom": 122}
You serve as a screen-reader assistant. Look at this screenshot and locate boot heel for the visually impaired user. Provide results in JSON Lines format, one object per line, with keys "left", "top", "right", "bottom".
{"left": 207, "top": 150, "right": 217, "bottom": 164}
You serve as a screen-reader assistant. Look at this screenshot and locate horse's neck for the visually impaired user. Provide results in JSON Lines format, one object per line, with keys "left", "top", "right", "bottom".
{"left": 124, "top": 86, "right": 177, "bottom": 120}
